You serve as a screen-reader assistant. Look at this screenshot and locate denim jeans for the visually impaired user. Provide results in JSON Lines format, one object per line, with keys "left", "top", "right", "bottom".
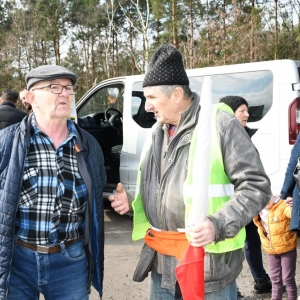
{"left": 205, "top": 281, "right": 237, "bottom": 300}
{"left": 244, "top": 220, "right": 267, "bottom": 281}
{"left": 150, "top": 265, "right": 237, "bottom": 300}
{"left": 7, "top": 239, "right": 88, "bottom": 300}
{"left": 150, "top": 266, "right": 178, "bottom": 300}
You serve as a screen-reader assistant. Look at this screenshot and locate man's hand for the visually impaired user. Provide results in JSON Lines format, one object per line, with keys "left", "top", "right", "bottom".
{"left": 188, "top": 218, "right": 216, "bottom": 247}
{"left": 108, "top": 183, "right": 130, "bottom": 215}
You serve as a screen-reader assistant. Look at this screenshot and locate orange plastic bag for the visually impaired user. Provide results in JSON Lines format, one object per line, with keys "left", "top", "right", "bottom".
{"left": 175, "top": 245, "right": 205, "bottom": 300}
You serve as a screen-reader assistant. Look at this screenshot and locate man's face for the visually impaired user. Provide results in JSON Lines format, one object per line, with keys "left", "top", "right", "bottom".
{"left": 20, "top": 90, "right": 31, "bottom": 111}
{"left": 108, "top": 95, "right": 116, "bottom": 104}
{"left": 234, "top": 104, "right": 249, "bottom": 127}
{"left": 143, "top": 86, "right": 180, "bottom": 125}
{"left": 29, "top": 78, "right": 74, "bottom": 121}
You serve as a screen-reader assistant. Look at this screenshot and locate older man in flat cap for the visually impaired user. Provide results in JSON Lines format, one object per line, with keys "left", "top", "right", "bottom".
{"left": 0, "top": 65, "right": 106, "bottom": 300}
{"left": 108, "top": 45, "right": 272, "bottom": 300}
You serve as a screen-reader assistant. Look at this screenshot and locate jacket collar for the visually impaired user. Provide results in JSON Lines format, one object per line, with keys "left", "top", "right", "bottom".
{"left": 245, "top": 126, "right": 258, "bottom": 138}
{"left": 1, "top": 102, "right": 16, "bottom": 108}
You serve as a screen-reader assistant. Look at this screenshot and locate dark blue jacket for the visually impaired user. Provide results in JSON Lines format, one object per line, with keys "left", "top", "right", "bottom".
{"left": 0, "top": 102, "right": 28, "bottom": 130}
{"left": 0, "top": 114, "right": 106, "bottom": 299}
{"left": 280, "top": 134, "right": 300, "bottom": 232}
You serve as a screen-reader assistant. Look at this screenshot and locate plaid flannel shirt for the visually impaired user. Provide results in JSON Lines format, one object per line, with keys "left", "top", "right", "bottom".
{"left": 15, "top": 115, "right": 87, "bottom": 245}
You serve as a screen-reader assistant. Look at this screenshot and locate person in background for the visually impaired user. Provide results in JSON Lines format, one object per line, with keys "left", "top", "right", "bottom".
{"left": 19, "top": 88, "right": 33, "bottom": 113}
{"left": 253, "top": 195, "right": 298, "bottom": 300}
{"left": 107, "top": 94, "right": 116, "bottom": 105}
{"left": 0, "top": 89, "right": 28, "bottom": 129}
{"left": 281, "top": 132, "right": 300, "bottom": 232}
{"left": 108, "top": 45, "right": 272, "bottom": 300}
{"left": 219, "top": 96, "right": 272, "bottom": 295}
{"left": 0, "top": 65, "right": 106, "bottom": 300}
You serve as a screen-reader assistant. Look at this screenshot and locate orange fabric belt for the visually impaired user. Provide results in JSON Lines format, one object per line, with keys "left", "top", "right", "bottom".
{"left": 144, "top": 228, "right": 189, "bottom": 260}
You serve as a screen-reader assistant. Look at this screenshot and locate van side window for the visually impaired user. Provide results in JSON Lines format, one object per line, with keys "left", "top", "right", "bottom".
{"left": 189, "top": 70, "right": 273, "bottom": 122}
{"left": 77, "top": 84, "right": 124, "bottom": 117}
{"left": 131, "top": 88, "right": 156, "bottom": 128}
{"left": 131, "top": 96, "right": 141, "bottom": 116}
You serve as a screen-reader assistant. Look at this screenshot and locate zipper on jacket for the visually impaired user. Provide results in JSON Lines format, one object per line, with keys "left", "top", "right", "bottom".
{"left": 267, "top": 214, "right": 277, "bottom": 254}
{"left": 8, "top": 119, "right": 31, "bottom": 292}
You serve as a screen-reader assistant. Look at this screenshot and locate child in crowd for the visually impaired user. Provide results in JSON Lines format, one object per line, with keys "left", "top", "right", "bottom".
{"left": 253, "top": 195, "right": 298, "bottom": 300}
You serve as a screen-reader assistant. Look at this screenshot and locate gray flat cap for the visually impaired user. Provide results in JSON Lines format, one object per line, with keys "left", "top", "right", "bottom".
{"left": 26, "top": 65, "right": 77, "bottom": 90}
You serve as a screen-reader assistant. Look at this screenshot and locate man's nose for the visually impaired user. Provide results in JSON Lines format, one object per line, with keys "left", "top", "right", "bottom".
{"left": 145, "top": 100, "right": 153, "bottom": 112}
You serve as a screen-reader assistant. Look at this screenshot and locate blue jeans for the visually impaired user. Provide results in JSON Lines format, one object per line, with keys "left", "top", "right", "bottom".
{"left": 7, "top": 239, "right": 88, "bottom": 300}
{"left": 205, "top": 281, "right": 237, "bottom": 300}
{"left": 245, "top": 220, "right": 267, "bottom": 281}
{"left": 150, "top": 265, "right": 237, "bottom": 300}
{"left": 150, "top": 266, "right": 178, "bottom": 300}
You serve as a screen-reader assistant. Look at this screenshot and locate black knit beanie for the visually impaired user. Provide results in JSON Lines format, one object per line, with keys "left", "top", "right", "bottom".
{"left": 219, "top": 96, "right": 249, "bottom": 112}
{"left": 143, "top": 45, "right": 189, "bottom": 88}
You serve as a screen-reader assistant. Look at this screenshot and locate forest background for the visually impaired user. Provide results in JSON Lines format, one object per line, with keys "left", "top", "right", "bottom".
{"left": 1, "top": 0, "right": 300, "bottom": 107}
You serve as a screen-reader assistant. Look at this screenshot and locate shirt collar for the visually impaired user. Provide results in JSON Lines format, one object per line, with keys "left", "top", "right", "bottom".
{"left": 31, "top": 114, "right": 77, "bottom": 142}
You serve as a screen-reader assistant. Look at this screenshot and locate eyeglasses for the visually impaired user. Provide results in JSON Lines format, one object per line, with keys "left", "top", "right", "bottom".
{"left": 31, "top": 84, "right": 78, "bottom": 95}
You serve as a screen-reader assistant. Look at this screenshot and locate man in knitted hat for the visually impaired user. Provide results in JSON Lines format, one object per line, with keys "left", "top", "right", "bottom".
{"left": 108, "top": 45, "right": 272, "bottom": 300}
{"left": 0, "top": 65, "right": 106, "bottom": 299}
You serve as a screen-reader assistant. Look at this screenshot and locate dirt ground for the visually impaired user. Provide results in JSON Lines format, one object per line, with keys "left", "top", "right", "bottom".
{"left": 97, "top": 202, "right": 300, "bottom": 300}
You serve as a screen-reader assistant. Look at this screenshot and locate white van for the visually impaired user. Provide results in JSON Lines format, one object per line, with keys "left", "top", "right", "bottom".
{"left": 75, "top": 59, "right": 300, "bottom": 197}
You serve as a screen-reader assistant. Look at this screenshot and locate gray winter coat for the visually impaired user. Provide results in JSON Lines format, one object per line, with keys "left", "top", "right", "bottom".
{"left": 135, "top": 93, "right": 272, "bottom": 293}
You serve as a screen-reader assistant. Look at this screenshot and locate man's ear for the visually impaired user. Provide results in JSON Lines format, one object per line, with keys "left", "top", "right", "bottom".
{"left": 174, "top": 87, "right": 184, "bottom": 104}
{"left": 26, "top": 91, "right": 37, "bottom": 107}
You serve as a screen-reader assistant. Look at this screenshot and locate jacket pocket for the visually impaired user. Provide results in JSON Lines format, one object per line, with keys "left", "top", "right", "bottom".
{"left": 19, "top": 168, "right": 38, "bottom": 207}
{"left": 204, "top": 252, "right": 231, "bottom": 281}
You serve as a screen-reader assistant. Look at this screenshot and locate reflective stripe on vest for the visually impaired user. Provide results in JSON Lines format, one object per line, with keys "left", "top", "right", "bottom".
{"left": 183, "top": 184, "right": 234, "bottom": 198}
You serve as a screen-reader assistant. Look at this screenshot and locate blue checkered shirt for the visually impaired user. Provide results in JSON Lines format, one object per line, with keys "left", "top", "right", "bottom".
{"left": 16, "top": 115, "right": 87, "bottom": 245}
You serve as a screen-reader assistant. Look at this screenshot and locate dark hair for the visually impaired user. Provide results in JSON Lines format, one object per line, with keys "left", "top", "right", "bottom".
{"left": 219, "top": 95, "right": 248, "bottom": 113}
{"left": 1, "top": 89, "right": 19, "bottom": 104}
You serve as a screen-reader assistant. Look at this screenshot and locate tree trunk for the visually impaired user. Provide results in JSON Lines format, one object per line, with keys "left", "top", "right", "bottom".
{"left": 222, "top": 0, "right": 226, "bottom": 65}
{"left": 189, "top": 0, "right": 194, "bottom": 69}
{"left": 250, "top": 0, "right": 255, "bottom": 61}
{"left": 172, "top": 0, "right": 178, "bottom": 48}
{"left": 274, "top": 0, "right": 278, "bottom": 59}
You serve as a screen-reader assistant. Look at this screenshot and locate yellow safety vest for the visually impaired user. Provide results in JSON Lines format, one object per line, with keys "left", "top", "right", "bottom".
{"left": 132, "top": 103, "right": 245, "bottom": 253}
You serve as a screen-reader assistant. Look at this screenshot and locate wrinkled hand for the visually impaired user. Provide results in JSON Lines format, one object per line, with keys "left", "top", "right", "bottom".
{"left": 285, "top": 196, "right": 293, "bottom": 207}
{"left": 108, "top": 183, "right": 130, "bottom": 215}
{"left": 188, "top": 218, "right": 216, "bottom": 247}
